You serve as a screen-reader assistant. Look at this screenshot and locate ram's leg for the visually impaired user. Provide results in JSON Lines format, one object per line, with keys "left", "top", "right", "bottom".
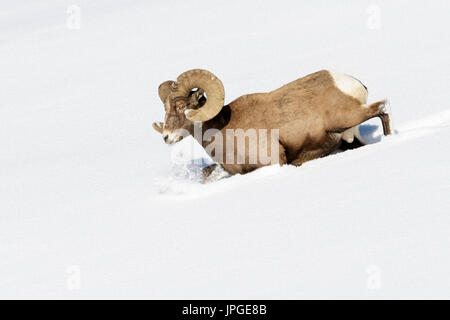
{"left": 201, "top": 164, "right": 230, "bottom": 183}
{"left": 202, "top": 164, "right": 219, "bottom": 178}
{"left": 290, "top": 133, "right": 341, "bottom": 166}
{"left": 329, "top": 100, "right": 389, "bottom": 133}
{"left": 275, "top": 143, "right": 288, "bottom": 166}
{"left": 361, "top": 100, "right": 393, "bottom": 136}
{"left": 378, "top": 112, "right": 391, "bottom": 135}
{"left": 360, "top": 100, "right": 392, "bottom": 136}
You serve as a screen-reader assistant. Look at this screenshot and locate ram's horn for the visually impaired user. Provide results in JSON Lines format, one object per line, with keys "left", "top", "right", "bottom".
{"left": 172, "top": 69, "right": 225, "bottom": 122}
{"left": 152, "top": 122, "right": 164, "bottom": 134}
{"left": 158, "top": 80, "right": 175, "bottom": 103}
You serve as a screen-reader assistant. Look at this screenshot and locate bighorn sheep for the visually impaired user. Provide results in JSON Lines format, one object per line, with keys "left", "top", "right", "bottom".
{"left": 153, "top": 69, "right": 391, "bottom": 177}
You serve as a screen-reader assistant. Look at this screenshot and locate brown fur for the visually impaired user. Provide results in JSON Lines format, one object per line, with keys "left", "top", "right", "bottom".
{"left": 159, "top": 70, "right": 390, "bottom": 176}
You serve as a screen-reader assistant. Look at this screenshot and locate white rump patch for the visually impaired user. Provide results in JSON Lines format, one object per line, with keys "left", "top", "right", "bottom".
{"left": 329, "top": 71, "right": 368, "bottom": 104}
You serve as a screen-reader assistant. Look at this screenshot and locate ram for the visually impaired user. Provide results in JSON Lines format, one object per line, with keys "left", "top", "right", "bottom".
{"left": 153, "top": 69, "right": 391, "bottom": 178}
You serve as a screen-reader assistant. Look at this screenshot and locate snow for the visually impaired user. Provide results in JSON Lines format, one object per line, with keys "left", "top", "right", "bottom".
{"left": 1, "top": 0, "right": 450, "bottom": 299}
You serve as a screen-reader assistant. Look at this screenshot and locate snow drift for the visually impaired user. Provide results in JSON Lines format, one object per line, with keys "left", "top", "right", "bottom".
{"left": 1, "top": 0, "right": 449, "bottom": 299}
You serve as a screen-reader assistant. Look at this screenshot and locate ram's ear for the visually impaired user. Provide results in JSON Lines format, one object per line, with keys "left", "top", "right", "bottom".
{"left": 188, "top": 89, "right": 205, "bottom": 109}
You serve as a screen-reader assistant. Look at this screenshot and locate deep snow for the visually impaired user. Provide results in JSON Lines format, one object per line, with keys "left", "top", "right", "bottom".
{"left": 1, "top": 0, "right": 450, "bottom": 299}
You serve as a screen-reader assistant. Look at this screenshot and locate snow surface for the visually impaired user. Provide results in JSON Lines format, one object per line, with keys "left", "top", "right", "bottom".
{"left": 1, "top": 0, "right": 450, "bottom": 299}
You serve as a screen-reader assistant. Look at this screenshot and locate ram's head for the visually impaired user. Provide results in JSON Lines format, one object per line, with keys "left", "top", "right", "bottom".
{"left": 152, "top": 69, "right": 225, "bottom": 144}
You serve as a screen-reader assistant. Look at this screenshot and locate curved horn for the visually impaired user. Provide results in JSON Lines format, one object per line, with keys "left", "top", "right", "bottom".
{"left": 158, "top": 80, "right": 175, "bottom": 103}
{"left": 173, "top": 69, "right": 225, "bottom": 122}
{"left": 152, "top": 122, "right": 164, "bottom": 134}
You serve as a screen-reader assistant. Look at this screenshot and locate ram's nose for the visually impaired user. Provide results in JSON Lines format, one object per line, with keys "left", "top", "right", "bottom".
{"left": 163, "top": 134, "right": 169, "bottom": 143}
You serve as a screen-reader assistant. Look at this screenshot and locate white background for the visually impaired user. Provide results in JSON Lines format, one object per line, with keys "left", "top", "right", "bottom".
{"left": 1, "top": 0, "right": 449, "bottom": 298}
